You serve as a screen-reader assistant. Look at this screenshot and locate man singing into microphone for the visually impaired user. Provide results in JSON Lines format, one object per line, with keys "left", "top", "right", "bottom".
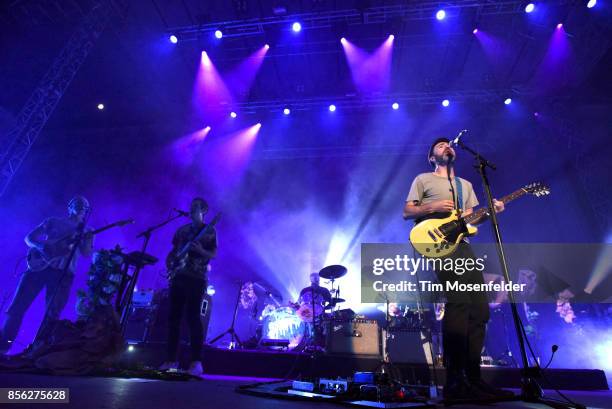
{"left": 403, "top": 138, "right": 509, "bottom": 400}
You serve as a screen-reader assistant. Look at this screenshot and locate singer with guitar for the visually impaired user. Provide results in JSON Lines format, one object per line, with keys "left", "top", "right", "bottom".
{"left": 0, "top": 196, "right": 94, "bottom": 354}
{"left": 402, "top": 138, "right": 512, "bottom": 401}
{"left": 160, "top": 197, "right": 218, "bottom": 376}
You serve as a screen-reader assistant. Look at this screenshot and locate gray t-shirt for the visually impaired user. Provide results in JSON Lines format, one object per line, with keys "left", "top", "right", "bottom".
{"left": 406, "top": 172, "right": 479, "bottom": 212}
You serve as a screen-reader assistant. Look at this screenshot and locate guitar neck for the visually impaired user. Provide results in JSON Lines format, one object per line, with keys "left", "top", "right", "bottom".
{"left": 464, "top": 188, "right": 528, "bottom": 224}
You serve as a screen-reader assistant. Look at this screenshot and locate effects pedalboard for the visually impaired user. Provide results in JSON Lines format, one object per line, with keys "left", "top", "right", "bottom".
{"left": 288, "top": 372, "right": 432, "bottom": 408}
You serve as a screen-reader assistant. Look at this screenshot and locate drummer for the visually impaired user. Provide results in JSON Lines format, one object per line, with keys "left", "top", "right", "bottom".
{"left": 298, "top": 272, "right": 332, "bottom": 313}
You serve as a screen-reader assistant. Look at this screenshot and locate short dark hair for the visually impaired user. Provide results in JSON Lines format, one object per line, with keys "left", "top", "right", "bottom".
{"left": 192, "top": 197, "right": 208, "bottom": 211}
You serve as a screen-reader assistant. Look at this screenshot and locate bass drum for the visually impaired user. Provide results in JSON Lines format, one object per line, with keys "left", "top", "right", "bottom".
{"left": 261, "top": 307, "right": 306, "bottom": 350}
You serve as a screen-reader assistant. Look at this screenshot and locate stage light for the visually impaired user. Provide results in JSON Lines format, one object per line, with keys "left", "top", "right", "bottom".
{"left": 169, "top": 35, "right": 178, "bottom": 44}
{"left": 214, "top": 30, "right": 223, "bottom": 39}
{"left": 392, "top": 102, "right": 399, "bottom": 110}
{"left": 97, "top": 103, "right": 104, "bottom": 110}
{"left": 204, "top": 126, "right": 211, "bottom": 132}
{"left": 388, "top": 34, "right": 395, "bottom": 41}
{"left": 230, "top": 111, "right": 237, "bottom": 118}
{"left": 534, "top": 112, "right": 540, "bottom": 117}
{"left": 264, "top": 44, "right": 270, "bottom": 50}
{"left": 556, "top": 23, "right": 563, "bottom": 29}
{"left": 436, "top": 9, "right": 446, "bottom": 20}
{"left": 292, "top": 22, "right": 302, "bottom": 32}
{"left": 473, "top": 28, "right": 478, "bottom": 34}
{"left": 329, "top": 104, "right": 336, "bottom": 112}
{"left": 525, "top": 3, "right": 535, "bottom": 13}
{"left": 283, "top": 107, "right": 290, "bottom": 115}
{"left": 442, "top": 99, "right": 450, "bottom": 107}
{"left": 587, "top": 0, "right": 597, "bottom": 8}
{"left": 340, "top": 37, "right": 347, "bottom": 44}
{"left": 207, "top": 285, "right": 216, "bottom": 296}
{"left": 504, "top": 98, "right": 512, "bottom": 105}
{"left": 127, "top": 345, "right": 135, "bottom": 352}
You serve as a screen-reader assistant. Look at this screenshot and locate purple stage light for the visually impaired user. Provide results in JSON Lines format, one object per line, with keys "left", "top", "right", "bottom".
{"left": 587, "top": 0, "right": 597, "bottom": 8}
{"left": 525, "top": 3, "right": 535, "bottom": 13}
{"left": 388, "top": 34, "right": 395, "bottom": 41}
{"left": 473, "top": 28, "right": 478, "bottom": 34}
{"left": 230, "top": 111, "right": 237, "bottom": 118}
{"left": 214, "top": 30, "right": 223, "bottom": 39}
{"left": 442, "top": 99, "right": 450, "bottom": 107}
{"left": 436, "top": 9, "right": 446, "bottom": 20}
{"left": 340, "top": 37, "right": 347, "bottom": 44}
{"left": 193, "top": 51, "right": 232, "bottom": 120}
{"left": 556, "top": 23, "right": 563, "bottom": 29}
{"left": 504, "top": 98, "right": 512, "bottom": 105}
{"left": 534, "top": 112, "right": 540, "bottom": 117}
{"left": 328, "top": 104, "right": 336, "bottom": 112}
{"left": 264, "top": 44, "right": 270, "bottom": 50}
{"left": 283, "top": 108, "right": 290, "bottom": 115}
{"left": 169, "top": 35, "right": 178, "bottom": 44}
{"left": 224, "top": 44, "right": 269, "bottom": 103}
{"left": 97, "top": 103, "right": 104, "bottom": 110}
{"left": 392, "top": 102, "right": 399, "bottom": 110}
{"left": 292, "top": 22, "right": 302, "bottom": 33}
{"left": 342, "top": 36, "right": 393, "bottom": 94}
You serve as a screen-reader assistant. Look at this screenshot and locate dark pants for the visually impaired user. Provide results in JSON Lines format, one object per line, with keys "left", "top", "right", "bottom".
{"left": 0, "top": 268, "right": 74, "bottom": 351}
{"left": 436, "top": 245, "right": 490, "bottom": 384}
{"left": 167, "top": 275, "right": 205, "bottom": 362}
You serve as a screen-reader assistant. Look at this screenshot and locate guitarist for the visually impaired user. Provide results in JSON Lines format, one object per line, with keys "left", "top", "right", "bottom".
{"left": 402, "top": 138, "right": 510, "bottom": 400}
{"left": 160, "top": 197, "right": 217, "bottom": 376}
{"left": 0, "top": 196, "right": 94, "bottom": 354}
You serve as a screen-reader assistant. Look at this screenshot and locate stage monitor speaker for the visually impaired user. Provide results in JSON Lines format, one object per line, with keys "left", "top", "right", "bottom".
{"left": 326, "top": 319, "right": 381, "bottom": 357}
{"left": 384, "top": 328, "right": 433, "bottom": 364}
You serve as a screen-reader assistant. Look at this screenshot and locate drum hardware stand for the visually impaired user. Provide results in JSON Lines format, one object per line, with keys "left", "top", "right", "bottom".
{"left": 455, "top": 135, "right": 584, "bottom": 409}
{"left": 118, "top": 211, "right": 183, "bottom": 335}
{"left": 209, "top": 281, "right": 244, "bottom": 349}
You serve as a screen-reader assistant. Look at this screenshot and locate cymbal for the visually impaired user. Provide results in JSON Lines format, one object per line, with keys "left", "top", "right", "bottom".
{"left": 318, "top": 264, "right": 347, "bottom": 279}
{"left": 123, "top": 251, "right": 158, "bottom": 267}
{"left": 325, "top": 298, "right": 346, "bottom": 309}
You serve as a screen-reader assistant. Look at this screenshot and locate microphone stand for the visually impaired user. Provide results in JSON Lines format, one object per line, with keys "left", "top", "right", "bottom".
{"left": 454, "top": 137, "right": 584, "bottom": 409}
{"left": 118, "top": 211, "right": 184, "bottom": 333}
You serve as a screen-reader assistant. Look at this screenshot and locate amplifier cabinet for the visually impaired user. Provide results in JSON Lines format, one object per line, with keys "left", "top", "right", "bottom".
{"left": 326, "top": 319, "right": 381, "bottom": 357}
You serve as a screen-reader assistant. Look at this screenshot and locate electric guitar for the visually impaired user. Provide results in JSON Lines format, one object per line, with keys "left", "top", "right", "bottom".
{"left": 409, "top": 182, "right": 550, "bottom": 258}
{"left": 26, "top": 219, "right": 134, "bottom": 271}
{"left": 166, "top": 213, "right": 221, "bottom": 280}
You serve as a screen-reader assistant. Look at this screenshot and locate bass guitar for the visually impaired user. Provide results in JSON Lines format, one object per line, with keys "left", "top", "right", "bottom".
{"left": 26, "top": 219, "right": 134, "bottom": 271}
{"left": 409, "top": 182, "right": 550, "bottom": 258}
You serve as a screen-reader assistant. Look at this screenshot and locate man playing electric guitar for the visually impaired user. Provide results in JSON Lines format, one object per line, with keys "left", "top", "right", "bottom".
{"left": 402, "top": 138, "right": 510, "bottom": 401}
{"left": 160, "top": 197, "right": 217, "bottom": 376}
{"left": 0, "top": 196, "right": 94, "bottom": 354}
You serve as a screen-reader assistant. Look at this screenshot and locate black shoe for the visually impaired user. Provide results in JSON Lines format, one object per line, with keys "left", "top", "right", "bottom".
{"left": 470, "top": 379, "right": 515, "bottom": 398}
{"left": 443, "top": 378, "right": 494, "bottom": 402}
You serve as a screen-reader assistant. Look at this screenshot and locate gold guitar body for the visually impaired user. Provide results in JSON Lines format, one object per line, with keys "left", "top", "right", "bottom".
{"left": 409, "top": 211, "right": 478, "bottom": 258}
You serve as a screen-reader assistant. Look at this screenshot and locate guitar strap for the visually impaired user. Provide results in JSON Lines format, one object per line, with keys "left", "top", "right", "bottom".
{"left": 455, "top": 176, "right": 463, "bottom": 211}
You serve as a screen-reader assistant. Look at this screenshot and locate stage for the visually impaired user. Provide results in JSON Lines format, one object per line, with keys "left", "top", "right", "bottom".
{"left": 1, "top": 372, "right": 611, "bottom": 409}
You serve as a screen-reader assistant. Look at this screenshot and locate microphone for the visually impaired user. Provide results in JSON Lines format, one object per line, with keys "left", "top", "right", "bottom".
{"left": 174, "top": 208, "right": 189, "bottom": 217}
{"left": 450, "top": 129, "right": 468, "bottom": 147}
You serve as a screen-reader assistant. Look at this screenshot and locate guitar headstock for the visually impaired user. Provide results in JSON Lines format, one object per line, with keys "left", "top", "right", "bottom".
{"left": 522, "top": 182, "right": 550, "bottom": 197}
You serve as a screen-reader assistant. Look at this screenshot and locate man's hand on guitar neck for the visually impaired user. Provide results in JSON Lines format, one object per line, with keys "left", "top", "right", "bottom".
{"left": 189, "top": 241, "right": 216, "bottom": 259}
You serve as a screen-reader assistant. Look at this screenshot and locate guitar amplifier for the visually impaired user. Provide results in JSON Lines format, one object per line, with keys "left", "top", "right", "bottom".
{"left": 384, "top": 328, "right": 433, "bottom": 364}
{"left": 326, "top": 319, "right": 381, "bottom": 357}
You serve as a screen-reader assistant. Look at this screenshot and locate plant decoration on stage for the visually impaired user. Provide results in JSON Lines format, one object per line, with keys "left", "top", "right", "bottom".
{"left": 76, "top": 249, "right": 124, "bottom": 319}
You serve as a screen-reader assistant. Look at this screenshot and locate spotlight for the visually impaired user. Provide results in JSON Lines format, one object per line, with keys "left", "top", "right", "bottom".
{"left": 587, "top": 0, "right": 597, "bottom": 8}
{"left": 392, "top": 102, "right": 399, "bottom": 110}
{"left": 525, "top": 3, "right": 535, "bottom": 13}
{"left": 388, "top": 34, "right": 395, "bottom": 41}
{"left": 504, "top": 98, "right": 512, "bottom": 105}
{"left": 283, "top": 107, "right": 290, "bottom": 115}
{"left": 97, "top": 103, "right": 104, "bottom": 110}
{"left": 340, "top": 37, "right": 347, "bottom": 44}
{"left": 473, "top": 28, "right": 478, "bottom": 34}
{"left": 169, "top": 35, "right": 178, "bottom": 44}
{"left": 534, "top": 112, "right": 540, "bottom": 117}
{"left": 230, "top": 111, "right": 237, "bottom": 118}
{"left": 442, "top": 99, "right": 450, "bottom": 107}
{"left": 556, "top": 23, "right": 563, "bottom": 29}
{"left": 264, "top": 44, "right": 270, "bottom": 50}
{"left": 204, "top": 126, "right": 211, "bottom": 132}
{"left": 127, "top": 345, "right": 135, "bottom": 352}
{"left": 329, "top": 104, "right": 336, "bottom": 112}
{"left": 214, "top": 30, "right": 223, "bottom": 39}
{"left": 207, "top": 285, "right": 216, "bottom": 296}
{"left": 436, "top": 9, "right": 446, "bottom": 20}
{"left": 292, "top": 22, "right": 302, "bottom": 32}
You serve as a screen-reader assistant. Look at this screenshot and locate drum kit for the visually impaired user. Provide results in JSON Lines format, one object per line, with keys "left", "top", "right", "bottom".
{"left": 257, "top": 264, "right": 348, "bottom": 351}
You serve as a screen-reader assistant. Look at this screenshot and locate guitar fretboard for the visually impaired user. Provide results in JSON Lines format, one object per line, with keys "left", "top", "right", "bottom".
{"left": 463, "top": 188, "right": 527, "bottom": 224}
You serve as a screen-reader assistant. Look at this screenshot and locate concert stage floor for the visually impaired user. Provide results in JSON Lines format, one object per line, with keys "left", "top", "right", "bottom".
{"left": 1, "top": 372, "right": 611, "bottom": 409}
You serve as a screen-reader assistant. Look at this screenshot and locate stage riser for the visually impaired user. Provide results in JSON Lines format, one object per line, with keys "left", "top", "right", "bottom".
{"left": 118, "top": 344, "right": 609, "bottom": 391}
